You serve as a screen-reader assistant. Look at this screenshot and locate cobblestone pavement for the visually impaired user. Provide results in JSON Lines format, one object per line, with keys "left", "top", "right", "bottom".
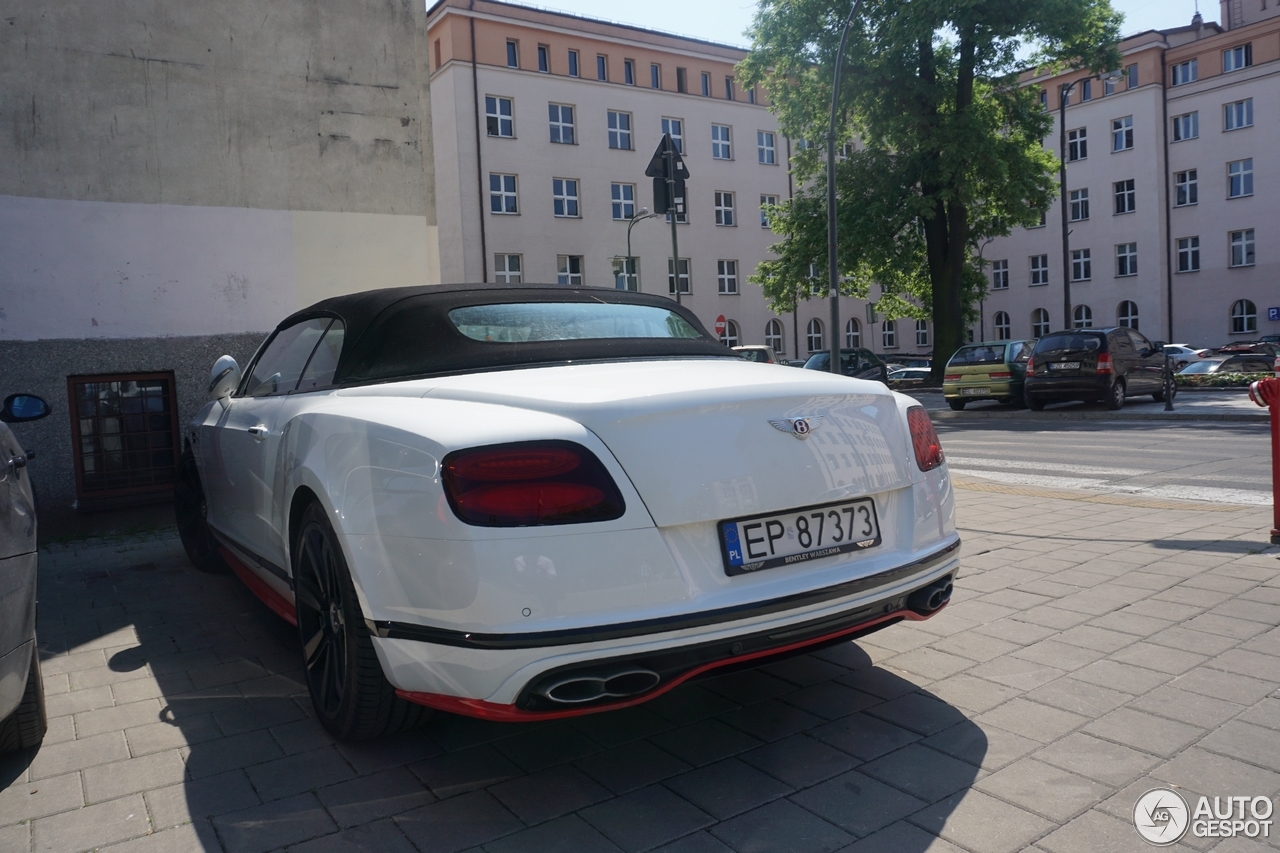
{"left": 2, "top": 483, "right": 1279, "bottom": 853}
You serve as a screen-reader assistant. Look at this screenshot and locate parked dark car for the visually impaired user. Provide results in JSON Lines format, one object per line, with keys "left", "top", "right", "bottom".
{"left": 803, "top": 348, "right": 890, "bottom": 383}
{"left": 1025, "top": 327, "right": 1170, "bottom": 411}
{"left": 0, "top": 393, "right": 51, "bottom": 753}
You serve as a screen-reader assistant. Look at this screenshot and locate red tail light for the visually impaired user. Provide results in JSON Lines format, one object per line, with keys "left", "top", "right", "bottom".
{"left": 1096, "top": 353, "right": 1113, "bottom": 375}
{"left": 907, "top": 406, "right": 945, "bottom": 472}
{"left": 944, "top": 374, "right": 961, "bottom": 381}
{"left": 443, "top": 441, "right": 626, "bottom": 527}
{"left": 989, "top": 371, "right": 1012, "bottom": 379}
{"left": 1026, "top": 356, "right": 1036, "bottom": 377}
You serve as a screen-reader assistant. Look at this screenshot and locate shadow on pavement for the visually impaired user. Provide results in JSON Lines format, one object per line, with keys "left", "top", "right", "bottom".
{"left": 2, "top": 539, "right": 987, "bottom": 852}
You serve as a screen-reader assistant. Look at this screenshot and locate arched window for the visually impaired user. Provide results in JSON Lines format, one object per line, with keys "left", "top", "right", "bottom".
{"left": 994, "top": 311, "right": 1011, "bottom": 340}
{"left": 765, "top": 319, "right": 783, "bottom": 354}
{"left": 806, "top": 318, "right": 824, "bottom": 353}
{"left": 720, "top": 320, "right": 740, "bottom": 347}
{"left": 845, "top": 318, "right": 860, "bottom": 348}
{"left": 1073, "top": 304, "right": 1093, "bottom": 328}
{"left": 916, "top": 320, "right": 929, "bottom": 347}
{"left": 882, "top": 320, "right": 897, "bottom": 348}
{"left": 1032, "top": 308, "right": 1050, "bottom": 337}
{"left": 1231, "top": 299, "right": 1257, "bottom": 334}
{"left": 1117, "top": 301, "right": 1139, "bottom": 329}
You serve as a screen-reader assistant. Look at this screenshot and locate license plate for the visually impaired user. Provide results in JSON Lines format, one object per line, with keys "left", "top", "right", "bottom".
{"left": 1050, "top": 362, "right": 1080, "bottom": 370}
{"left": 960, "top": 387, "right": 990, "bottom": 396}
{"left": 720, "top": 498, "right": 881, "bottom": 576}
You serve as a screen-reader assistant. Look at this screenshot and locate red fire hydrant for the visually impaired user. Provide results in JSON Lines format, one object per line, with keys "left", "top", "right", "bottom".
{"left": 1250, "top": 356, "right": 1280, "bottom": 544}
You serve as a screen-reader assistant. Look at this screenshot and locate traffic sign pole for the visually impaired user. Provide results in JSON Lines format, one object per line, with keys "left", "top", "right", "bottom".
{"left": 645, "top": 134, "right": 690, "bottom": 308}
{"left": 666, "top": 144, "right": 681, "bottom": 306}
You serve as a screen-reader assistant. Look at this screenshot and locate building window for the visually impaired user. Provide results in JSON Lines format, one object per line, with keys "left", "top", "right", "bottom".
{"left": 714, "top": 191, "right": 735, "bottom": 226}
{"left": 506, "top": 41, "right": 519, "bottom": 68}
{"left": 676, "top": 67, "right": 687, "bottom": 93}
{"left": 1224, "top": 99, "right": 1253, "bottom": 131}
{"left": 724, "top": 76, "right": 734, "bottom": 100}
{"left": 557, "top": 255, "right": 583, "bottom": 286}
{"left": 650, "top": 63, "right": 661, "bottom": 89}
{"left": 489, "top": 173, "right": 518, "bottom": 214}
{"left": 1080, "top": 79, "right": 1092, "bottom": 101}
{"left": 1114, "top": 179, "right": 1136, "bottom": 214}
{"left": 661, "top": 117, "right": 683, "bottom": 153}
{"left": 1126, "top": 64, "right": 1138, "bottom": 89}
{"left": 548, "top": 103, "right": 575, "bottom": 144}
{"left": 608, "top": 111, "right": 632, "bottom": 150}
{"left": 1172, "top": 112, "right": 1198, "bottom": 141}
{"left": 1030, "top": 254, "right": 1049, "bottom": 285}
{"left": 994, "top": 311, "right": 1011, "bottom": 340}
{"left": 611, "top": 183, "right": 635, "bottom": 220}
{"left": 766, "top": 319, "right": 784, "bottom": 354}
{"left": 623, "top": 59, "right": 634, "bottom": 85}
{"left": 717, "top": 260, "right": 738, "bottom": 294}
{"left": 1118, "top": 301, "right": 1139, "bottom": 329}
{"left": 434, "top": 39, "right": 441, "bottom": 70}
{"left": 1175, "top": 170, "right": 1198, "bottom": 206}
{"left": 1104, "top": 76, "right": 1116, "bottom": 96}
{"left": 845, "top": 318, "right": 860, "bottom": 348}
{"left": 806, "top": 319, "right": 823, "bottom": 353}
{"left": 1067, "top": 127, "right": 1088, "bottom": 161}
{"left": 597, "top": 55, "right": 607, "bottom": 81}
{"left": 1223, "top": 44, "right": 1252, "bottom": 73}
{"left": 1073, "top": 304, "right": 1093, "bottom": 328}
{"left": 1230, "top": 229, "right": 1255, "bottom": 267}
{"left": 568, "top": 50, "right": 579, "bottom": 77}
{"left": 1040, "top": 89, "right": 1048, "bottom": 108}
{"left": 1228, "top": 159, "right": 1253, "bottom": 198}
{"left": 485, "top": 96, "right": 514, "bottom": 138}
{"left": 711, "top": 124, "right": 732, "bottom": 159}
{"left": 1232, "top": 299, "right": 1257, "bottom": 333}
{"left": 1072, "top": 248, "right": 1092, "bottom": 281}
{"left": 537, "top": 44, "right": 549, "bottom": 73}
{"left": 552, "top": 178, "right": 580, "bottom": 218}
{"left": 1171, "top": 59, "right": 1197, "bottom": 86}
{"left": 1032, "top": 308, "right": 1051, "bottom": 337}
{"left": 758, "top": 131, "right": 776, "bottom": 164}
{"left": 614, "top": 257, "right": 638, "bottom": 291}
{"left": 701, "top": 71, "right": 711, "bottom": 97}
{"left": 668, "top": 258, "right": 690, "bottom": 294}
{"left": 1112, "top": 116, "right": 1133, "bottom": 151}
{"left": 915, "top": 320, "right": 929, "bottom": 347}
{"left": 1069, "top": 188, "right": 1090, "bottom": 221}
{"left": 748, "top": 87, "right": 756, "bottom": 104}
{"left": 719, "top": 320, "right": 740, "bottom": 347}
{"left": 1116, "top": 242, "right": 1137, "bottom": 277}
{"left": 68, "top": 372, "right": 180, "bottom": 508}
{"left": 1177, "top": 237, "right": 1201, "bottom": 272}
{"left": 991, "top": 259, "right": 1009, "bottom": 290}
{"left": 760, "top": 194, "right": 779, "bottom": 228}
{"left": 494, "top": 254, "right": 522, "bottom": 284}
{"left": 882, "top": 320, "right": 897, "bottom": 349}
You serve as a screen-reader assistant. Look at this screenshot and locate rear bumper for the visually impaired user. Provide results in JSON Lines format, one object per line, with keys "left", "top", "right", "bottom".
{"left": 942, "top": 380, "right": 1020, "bottom": 399}
{"left": 1025, "top": 376, "right": 1109, "bottom": 400}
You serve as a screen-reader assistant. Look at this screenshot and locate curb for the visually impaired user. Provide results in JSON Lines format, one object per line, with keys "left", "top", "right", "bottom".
{"left": 930, "top": 408, "right": 1267, "bottom": 422}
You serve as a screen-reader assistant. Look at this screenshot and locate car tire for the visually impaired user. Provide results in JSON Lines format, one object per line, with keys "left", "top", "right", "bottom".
{"left": 0, "top": 643, "right": 48, "bottom": 753}
{"left": 293, "top": 502, "right": 430, "bottom": 742}
{"left": 175, "top": 450, "right": 230, "bottom": 574}
{"left": 1026, "top": 395, "right": 1045, "bottom": 412}
{"left": 1153, "top": 384, "right": 1176, "bottom": 403}
{"left": 1105, "top": 379, "right": 1126, "bottom": 411}
{"left": 947, "top": 399, "right": 966, "bottom": 411}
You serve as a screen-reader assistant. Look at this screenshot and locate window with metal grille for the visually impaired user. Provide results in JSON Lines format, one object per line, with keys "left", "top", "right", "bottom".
{"left": 69, "top": 372, "right": 179, "bottom": 508}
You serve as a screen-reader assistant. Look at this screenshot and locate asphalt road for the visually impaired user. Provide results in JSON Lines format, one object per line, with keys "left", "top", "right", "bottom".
{"left": 934, "top": 418, "right": 1275, "bottom": 506}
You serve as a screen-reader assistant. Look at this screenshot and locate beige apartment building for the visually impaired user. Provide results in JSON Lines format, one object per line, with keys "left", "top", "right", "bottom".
{"left": 424, "top": 0, "right": 928, "bottom": 360}
{"left": 983, "top": 5, "right": 1280, "bottom": 348}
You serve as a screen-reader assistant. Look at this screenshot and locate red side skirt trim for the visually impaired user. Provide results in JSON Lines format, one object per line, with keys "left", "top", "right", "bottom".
{"left": 396, "top": 605, "right": 941, "bottom": 722}
{"left": 221, "top": 547, "right": 298, "bottom": 627}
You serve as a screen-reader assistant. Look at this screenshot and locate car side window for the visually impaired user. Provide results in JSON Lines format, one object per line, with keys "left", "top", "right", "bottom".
{"left": 1010, "top": 342, "right": 1030, "bottom": 363}
{"left": 241, "top": 318, "right": 333, "bottom": 398}
{"left": 1110, "top": 332, "right": 1133, "bottom": 355}
{"left": 1127, "top": 330, "right": 1152, "bottom": 355}
{"left": 296, "top": 322, "right": 346, "bottom": 392}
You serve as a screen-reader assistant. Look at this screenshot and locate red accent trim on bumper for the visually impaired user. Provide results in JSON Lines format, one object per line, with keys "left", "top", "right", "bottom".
{"left": 395, "top": 605, "right": 941, "bottom": 721}
{"left": 221, "top": 547, "right": 298, "bottom": 627}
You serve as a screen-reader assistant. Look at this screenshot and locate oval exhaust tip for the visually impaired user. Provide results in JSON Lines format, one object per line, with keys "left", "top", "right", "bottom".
{"left": 541, "top": 668, "right": 662, "bottom": 705}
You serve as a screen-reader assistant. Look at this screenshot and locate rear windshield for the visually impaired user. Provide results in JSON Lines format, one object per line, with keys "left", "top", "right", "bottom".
{"left": 449, "top": 303, "right": 702, "bottom": 342}
{"left": 949, "top": 345, "right": 1006, "bottom": 366}
{"left": 1035, "top": 333, "right": 1103, "bottom": 354}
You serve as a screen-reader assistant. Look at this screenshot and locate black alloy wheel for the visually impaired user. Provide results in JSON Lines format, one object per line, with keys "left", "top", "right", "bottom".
{"left": 175, "top": 451, "right": 229, "bottom": 574}
{"left": 1105, "top": 379, "right": 1126, "bottom": 411}
{"left": 292, "top": 502, "right": 429, "bottom": 741}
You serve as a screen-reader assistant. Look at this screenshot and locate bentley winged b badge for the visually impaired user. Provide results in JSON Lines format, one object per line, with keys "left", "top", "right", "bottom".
{"left": 768, "top": 416, "right": 824, "bottom": 440}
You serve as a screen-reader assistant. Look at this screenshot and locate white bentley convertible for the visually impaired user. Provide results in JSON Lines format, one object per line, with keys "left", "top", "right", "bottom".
{"left": 176, "top": 285, "right": 959, "bottom": 741}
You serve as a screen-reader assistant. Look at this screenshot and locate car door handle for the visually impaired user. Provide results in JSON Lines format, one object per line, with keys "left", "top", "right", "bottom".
{"left": 247, "top": 425, "right": 269, "bottom": 440}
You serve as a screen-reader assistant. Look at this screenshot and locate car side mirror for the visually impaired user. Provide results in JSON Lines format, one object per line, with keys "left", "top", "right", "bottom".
{"left": 0, "top": 394, "right": 50, "bottom": 423}
{"left": 209, "top": 355, "right": 241, "bottom": 402}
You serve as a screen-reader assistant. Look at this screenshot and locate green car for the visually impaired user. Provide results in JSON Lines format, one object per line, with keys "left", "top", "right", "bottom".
{"left": 943, "top": 340, "right": 1034, "bottom": 410}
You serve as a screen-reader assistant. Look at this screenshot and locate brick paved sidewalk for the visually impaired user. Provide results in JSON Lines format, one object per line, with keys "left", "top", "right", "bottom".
{"left": 2, "top": 485, "right": 1278, "bottom": 853}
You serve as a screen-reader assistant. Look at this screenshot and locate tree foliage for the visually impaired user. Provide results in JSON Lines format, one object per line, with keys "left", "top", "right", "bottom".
{"left": 740, "top": 0, "right": 1121, "bottom": 370}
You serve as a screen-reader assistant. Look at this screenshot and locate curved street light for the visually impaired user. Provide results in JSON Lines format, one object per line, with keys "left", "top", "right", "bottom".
{"left": 826, "top": 0, "right": 865, "bottom": 374}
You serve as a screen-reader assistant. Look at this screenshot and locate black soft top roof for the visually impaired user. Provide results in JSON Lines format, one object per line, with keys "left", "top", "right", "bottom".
{"left": 274, "top": 283, "right": 733, "bottom": 385}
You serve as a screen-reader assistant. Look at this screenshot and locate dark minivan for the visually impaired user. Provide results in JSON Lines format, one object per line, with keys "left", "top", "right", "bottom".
{"left": 802, "top": 348, "right": 890, "bottom": 383}
{"left": 1025, "top": 327, "right": 1170, "bottom": 411}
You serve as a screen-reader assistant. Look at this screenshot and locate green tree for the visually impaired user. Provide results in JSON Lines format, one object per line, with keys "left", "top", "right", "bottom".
{"left": 741, "top": 0, "right": 1121, "bottom": 374}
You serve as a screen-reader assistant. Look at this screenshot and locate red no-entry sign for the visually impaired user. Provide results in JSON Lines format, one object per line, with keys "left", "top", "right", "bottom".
{"left": 715, "top": 315, "right": 726, "bottom": 336}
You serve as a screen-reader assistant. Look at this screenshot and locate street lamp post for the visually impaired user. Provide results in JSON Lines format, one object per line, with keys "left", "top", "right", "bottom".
{"left": 622, "top": 207, "right": 660, "bottom": 291}
{"left": 1058, "top": 79, "right": 1078, "bottom": 332}
{"left": 826, "top": 0, "right": 864, "bottom": 375}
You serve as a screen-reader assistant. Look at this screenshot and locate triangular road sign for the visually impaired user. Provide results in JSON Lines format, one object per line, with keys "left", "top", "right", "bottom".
{"left": 644, "top": 134, "right": 690, "bottom": 180}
